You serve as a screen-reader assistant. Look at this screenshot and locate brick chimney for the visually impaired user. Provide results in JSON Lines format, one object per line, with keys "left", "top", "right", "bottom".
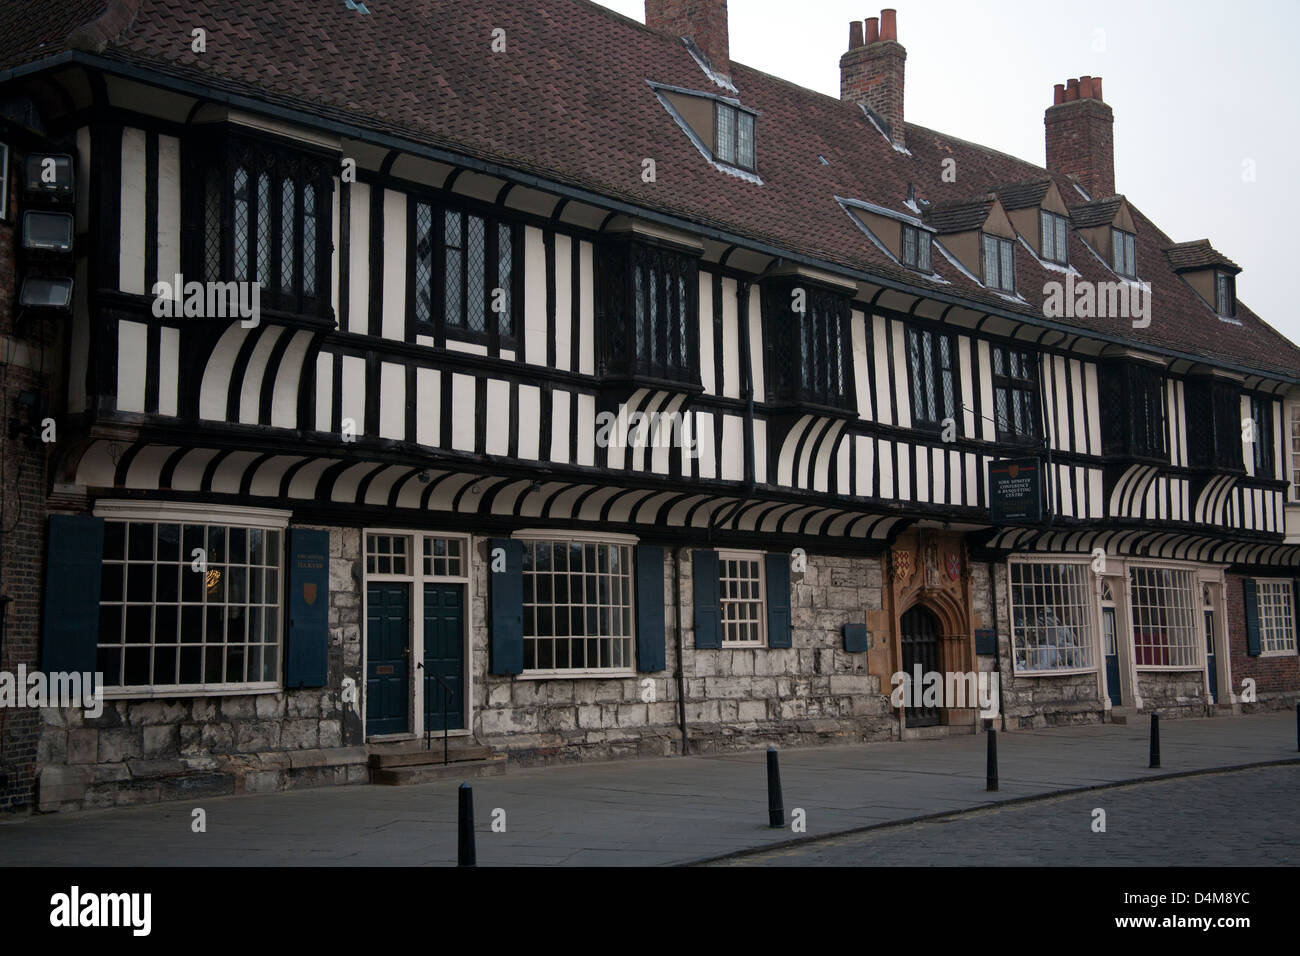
{"left": 1045, "top": 76, "right": 1115, "bottom": 198}
{"left": 840, "top": 9, "right": 906, "bottom": 148}
{"left": 645, "top": 0, "right": 730, "bottom": 78}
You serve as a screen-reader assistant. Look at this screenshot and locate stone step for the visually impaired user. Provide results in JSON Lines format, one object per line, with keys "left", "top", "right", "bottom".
{"left": 370, "top": 756, "right": 508, "bottom": 785}
{"left": 368, "top": 740, "right": 493, "bottom": 769}
{"left": 900, "top": 724, "right": 976, "bottom": 741}
{"left": 1108, "top": 706, "right": 1139, "bottom": 725}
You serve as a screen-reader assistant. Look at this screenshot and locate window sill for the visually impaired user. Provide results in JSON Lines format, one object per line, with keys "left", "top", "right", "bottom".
{"left": 1010, "top": 665, "right": 1097, "bottom": 678}
{"left": 517, "top": 670, "right": 637, "bottom": 681}
{"left": 1258, "top": 649, "right": 1297, "bottom": 659}
{"left": 1133, "top": 665, "right": 1204, "bottom": 672}
{"left": 719, "top": 642, "right": 767, "bottom": 650}
{"left": 101, "top": 681, "right": 282, "bottom": 700}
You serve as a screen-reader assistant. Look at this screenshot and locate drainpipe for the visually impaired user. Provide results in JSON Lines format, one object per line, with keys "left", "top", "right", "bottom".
{"left": 672, "top": 547, "right": 689, "bottom": 755}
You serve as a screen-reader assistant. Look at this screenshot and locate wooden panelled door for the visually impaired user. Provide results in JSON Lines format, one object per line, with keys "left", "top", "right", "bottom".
{"left": 422, "top": 583, "right": 466, "bottom": 731}
{"left": 366, "top": 582, "right": 410, "bottom": 736}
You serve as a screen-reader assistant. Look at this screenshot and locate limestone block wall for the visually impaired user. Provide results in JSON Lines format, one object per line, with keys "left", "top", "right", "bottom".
{"left": 33, "top": 527, "right": 366, "bottom": 812}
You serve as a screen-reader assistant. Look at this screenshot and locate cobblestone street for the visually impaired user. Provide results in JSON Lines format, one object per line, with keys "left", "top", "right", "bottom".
{"left": 715, "top": 765, "right": 1300, "bottom": 866}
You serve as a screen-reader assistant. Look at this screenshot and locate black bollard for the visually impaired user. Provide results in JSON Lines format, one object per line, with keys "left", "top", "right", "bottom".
{"left": 766, "top": 747, "right": 784, "bottom": 828}
{"left": 457, "top": 782, "right": 477, "bottom": 867}
{"left": 1295, "top": 702, "right": 1299, "bottom": 753}
{"left": 986, "top": 726, "right": 999, "bottom": 792}
{"left": 1149, "top": 713, "right": 1161, "bottom": 769}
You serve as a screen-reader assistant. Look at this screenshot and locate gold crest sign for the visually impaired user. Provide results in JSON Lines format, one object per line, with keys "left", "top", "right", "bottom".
{"left": 303, "top": 582, "right": 318, "bottom": 606}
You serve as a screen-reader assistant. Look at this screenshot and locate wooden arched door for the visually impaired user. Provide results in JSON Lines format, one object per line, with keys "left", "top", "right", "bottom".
{"left": 900, "top": 605, "right": 942, "bottom": 727}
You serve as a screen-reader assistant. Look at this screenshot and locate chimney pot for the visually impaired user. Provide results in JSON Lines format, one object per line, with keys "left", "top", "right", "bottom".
{"left": 840, "top": 10, "right": 906, "bottom": 148}
{"left": 849, "top": 20, "right": 864, "bottom": 49}
{"left": 880, "top": 8, "right": 897, "bottom": 42}
{"left": 1046, "top": 76, "right": 1116, "bottom": 198}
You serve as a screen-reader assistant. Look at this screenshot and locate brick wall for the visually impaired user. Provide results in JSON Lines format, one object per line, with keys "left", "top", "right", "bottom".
{"left": 839, "top": 41, "right": 906, "bottom": 147}
{"left": 645, "top": 0, "right": 730, "bottom": 74}
{"left": 1045, "top": 98, "right": 1115, "bottom": 198}
{"left": 1225, "top": 572, "right": 1300, "bottom": 711}
{"left": 0, "top": 152, "right": 57, "bottom": 813}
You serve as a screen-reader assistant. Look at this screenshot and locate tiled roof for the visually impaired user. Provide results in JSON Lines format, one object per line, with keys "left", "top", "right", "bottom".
{"left": 1163, "top": 240, "right": 1242, "bottom": 274}
{"left": 923, "top": 196, "right": 996, "bottom": 234}
{"left": 1070, "top": 197, "right": 1127, "bottom": 228}
{"left": 994, "top": 179, "right": 1052, "bottom": 212}
{"left": 2, "top": 0, "right": 1296, "bottom": 379}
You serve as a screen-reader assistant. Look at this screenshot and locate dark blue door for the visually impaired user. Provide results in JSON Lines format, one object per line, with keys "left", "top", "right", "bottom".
{"left": 1102, "top": 607, "right": 1122, "bottom": 707}
{"left": 1205, "top": 608, "right": 1218, "bottom": 701}
{"left": 367, "top": 583, "right": 410, "bottom": 735}
{"left": 423, "top": 584, "right": 465, "bottom": 731}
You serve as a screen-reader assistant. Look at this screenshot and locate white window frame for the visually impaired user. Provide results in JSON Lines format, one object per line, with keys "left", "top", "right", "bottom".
{"left": 516, "top": 534, "right": 637, "bottom": 678}
{"left": 1254, "top": 578, "right": 1297, "bottom": 657}
{"left": 1128, "top": 564, "right": 1202, "bottom": 670}
{"left": 718, "top": 550, "right": 767, "bottom": 647}
{"left": 1288, "top": 403, "right": 1300, "bottom": 502}
{"left": 1006, "top": 557, "right": 1098, "bottom": 675}
{"left": 92, "top": 501, "right": 291, "bottom": 700}
{"left": 1039, "top": 209, "right": 1068, "bottom": 265}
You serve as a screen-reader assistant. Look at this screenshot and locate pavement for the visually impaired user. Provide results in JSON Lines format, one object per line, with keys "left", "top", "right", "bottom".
{"left": 0, "top": 711, "right": 1296, "bottom": 866}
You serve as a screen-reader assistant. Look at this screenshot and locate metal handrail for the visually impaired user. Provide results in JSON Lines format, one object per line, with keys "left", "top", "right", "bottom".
{"left": 418, "top": 664, "right": 454, "bottom": 766}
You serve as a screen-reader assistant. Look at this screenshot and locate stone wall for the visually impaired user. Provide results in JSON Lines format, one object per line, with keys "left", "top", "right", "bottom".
{"left": 33, "top": 527, "right": 367, "bottom": 812}
{"left": 1135, "top": 670, "right": 1208, "bottom": 718}
{"left": 474, "top": 543, "right": 895, "bottom": 765}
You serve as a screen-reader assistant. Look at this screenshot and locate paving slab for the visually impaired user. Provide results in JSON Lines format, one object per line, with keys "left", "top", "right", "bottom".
{"left": 0, "top": 711, "right": 1295, "bottom": 866}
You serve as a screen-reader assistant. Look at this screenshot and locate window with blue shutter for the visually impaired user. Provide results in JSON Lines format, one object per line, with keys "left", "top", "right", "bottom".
{"left": 285, "top": 528, "right": 330, "bottom": 688}
{"left": 1243, "top": 578, "right": 1261, "bottom": 657}
{"left": 42, "top": 515, "right": 105, "bottom": 682}
{"left": 635, "top": 546, "right": 666, "bottom": 673}
{"left": 764, "top": 553, "right": 792, "bottom": 649}
{"left": 489, "top": 538, "right": 523, "bottom": 675}
{"left": 692, "top": 550, "right": 720, "bottom": 649}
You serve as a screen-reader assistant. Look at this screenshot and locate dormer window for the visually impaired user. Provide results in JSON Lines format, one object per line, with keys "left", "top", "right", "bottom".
{"left": 1215, "top": 272, "right": 1236, "bottom": 317}
{"left": 981, "top": 235, "right": 1015, "bottom": 293}
{"left": 901, "top": 224, "right": 932, "bottom": 272}
{"left": 715, "top": 103, "right": 755, "bottom": 171}
{"left": 1111, "top": 228, "right": 1137, "bottom": 278}
{"left": 1039, "top": 211, "right": 1069, "bottom": 265}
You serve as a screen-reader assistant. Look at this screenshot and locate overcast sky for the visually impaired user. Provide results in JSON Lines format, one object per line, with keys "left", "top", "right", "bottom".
{"left": 596, "top": 0, "right": 1300, "bottom": 348}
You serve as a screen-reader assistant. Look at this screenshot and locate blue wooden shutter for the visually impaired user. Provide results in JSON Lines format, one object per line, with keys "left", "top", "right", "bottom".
{"left": 692, "top": 550, "right": 720, "bottom": 649}
{"left": 490, "top": 538, "right": 524, "bottom": 675}
{"left": 765, "top": 553, "right": 792, "bottom": 649}
{"left": 41, "top": 514, "right": 105, "bottom": 681}
{"left": 285, "top": 529, "right": 330, "bottom": 688}
{"left": 1243, "top": 577, "right": 1261, "bottom": 657}
{"left": 635, "top": 545, "right": 666, "bottom": 673}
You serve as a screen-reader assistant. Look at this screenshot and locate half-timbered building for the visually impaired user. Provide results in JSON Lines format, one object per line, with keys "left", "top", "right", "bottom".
{"left": 1, "top": 0, "right": 1298, "bottom": 810}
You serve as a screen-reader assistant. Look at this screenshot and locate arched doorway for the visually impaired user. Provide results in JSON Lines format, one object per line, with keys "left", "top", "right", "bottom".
{"left": 900, "top": 605, "right": 942, "bottom": 727}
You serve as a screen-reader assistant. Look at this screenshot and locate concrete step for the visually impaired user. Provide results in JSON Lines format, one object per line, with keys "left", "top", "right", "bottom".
{"left": 368, "top": 742, "right": 493, "bottom": 769}
{"left": 370, "top": 756, "right": 508, "bottom": 785}
{"left": 1108, "top": 706, "right": 1139, "bottom": 725}
{"left": 900, "top": 723, "right": 976, "bottom": 741}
